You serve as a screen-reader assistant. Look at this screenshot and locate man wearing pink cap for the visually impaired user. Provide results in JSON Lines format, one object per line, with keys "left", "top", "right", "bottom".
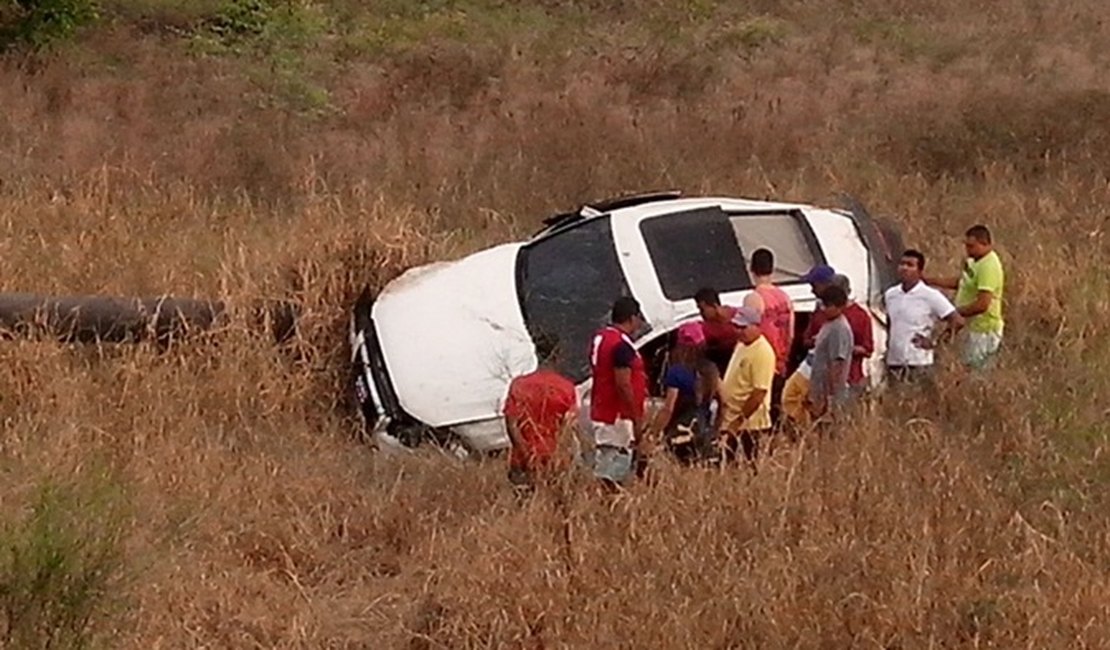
{"left": 648, "top": 322, "right": 719, "bottom": 464}
{"left": 716, "top": 306, "right": 777, "bottom": 464}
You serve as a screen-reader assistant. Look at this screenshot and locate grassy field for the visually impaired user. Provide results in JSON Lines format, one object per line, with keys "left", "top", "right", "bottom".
{"left": 2, "top": 0, "right": 1109, "bottom": 647}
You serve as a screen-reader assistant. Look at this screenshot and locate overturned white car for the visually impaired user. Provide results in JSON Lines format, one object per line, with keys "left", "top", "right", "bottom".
{"left": 349, "top": 192, "right": 903, "bottom": 455}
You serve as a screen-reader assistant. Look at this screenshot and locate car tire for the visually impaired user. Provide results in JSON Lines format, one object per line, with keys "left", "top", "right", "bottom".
{"left": 429, "top": 431, "right": 477, "bottom": 462}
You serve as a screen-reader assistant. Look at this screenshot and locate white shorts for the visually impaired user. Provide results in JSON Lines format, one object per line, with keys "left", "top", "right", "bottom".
{"left": 963, "top": 331, "right": 1002, "bottom": 370}
{"left": 592, "top": 419, "right": 634, "bottom": 449}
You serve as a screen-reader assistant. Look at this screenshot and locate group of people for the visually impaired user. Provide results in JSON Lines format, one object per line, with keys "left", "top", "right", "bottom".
{"left": 501, "top": 224, "right": 1006, "bottom": 492}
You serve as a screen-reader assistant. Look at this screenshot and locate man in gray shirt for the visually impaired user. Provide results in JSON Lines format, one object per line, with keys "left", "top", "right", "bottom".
{"left": 808, "top": 285, "right": 854, "bottom": 419}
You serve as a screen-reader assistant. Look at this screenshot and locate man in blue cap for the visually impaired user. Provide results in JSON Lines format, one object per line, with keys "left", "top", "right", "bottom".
{"left": 800, "top": 264, "right": 838, "bottom": 348}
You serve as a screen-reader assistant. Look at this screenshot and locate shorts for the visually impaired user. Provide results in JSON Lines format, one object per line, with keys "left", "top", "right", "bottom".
{"left": 963, "top": 331, "right": 1002, "bottom": 370}
{"left": 592, "top": 419, "right": 634, "bottom": 449}
{"left": 781, "top": 370, "right": 811, "bottom": 430}
{"left": 593, "top": 445, "right": 634, "bottom": 485}
{"left": 887, "top": 365, "right": 935, "bottom": 384}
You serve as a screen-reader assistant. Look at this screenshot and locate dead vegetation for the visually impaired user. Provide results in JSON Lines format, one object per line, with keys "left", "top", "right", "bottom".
{"left": 1, "top": 0, "right": 1110, "bottom": 647}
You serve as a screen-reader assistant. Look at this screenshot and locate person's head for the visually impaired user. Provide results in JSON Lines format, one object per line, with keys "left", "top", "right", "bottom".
{"left": 671, "top": 322, "right": 706, "bottom": 366}
{"left": 611, "top": 296, "right": 644, "bottom": 333}
{"left": 964, "top": 225, "right": 993, "bottom": 259}
{"left": 899, "top": 249, "right": 927, "bottom": 284}
{"left": 800, "top": 264, "right": 836, "bottom": 297}
{"left": 750, "top": 248, "right": 775, "bottom": 278}
{"left": 694, "top": 287, "right": 722, "bottom": 321}
{"left": 730, "top": 306, "right": 764, "bottom": 344}
{"left": 819, "top": 285, "right": 849, "bottom": 319}
{"left": 831, "top": 273, "right": 853, "bottom": 301}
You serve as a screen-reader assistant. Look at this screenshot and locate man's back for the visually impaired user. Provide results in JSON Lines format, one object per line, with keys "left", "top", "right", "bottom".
{"left": 503, "top": 369, "right": 577, "bottom": 467}
{"left": 754, "top": 284, "right": 793, "bottom": 375}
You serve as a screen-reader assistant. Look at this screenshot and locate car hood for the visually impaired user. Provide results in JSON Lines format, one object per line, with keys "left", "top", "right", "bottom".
{"left": 371, "top": 242, "right": 536, "bottom": 428}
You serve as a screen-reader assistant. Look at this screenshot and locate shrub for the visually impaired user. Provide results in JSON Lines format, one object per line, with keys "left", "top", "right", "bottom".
{"left": 0, "top": 0, "right": 99, "bottom": 50}
{"left": 0, "top": 472, "right": 128, "bottom": 649}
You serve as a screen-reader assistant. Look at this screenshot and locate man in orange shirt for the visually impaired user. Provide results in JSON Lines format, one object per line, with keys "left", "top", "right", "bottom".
{"left": 502, "top": 333, "right": 580, "bottom": 495}
{"left": 742, "top": 248, "right": 795, "bottom": 426}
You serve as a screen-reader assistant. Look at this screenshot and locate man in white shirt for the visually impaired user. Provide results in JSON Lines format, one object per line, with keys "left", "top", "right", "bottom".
{"left": 884, "top": 249, "right": 964, "bottom": 383}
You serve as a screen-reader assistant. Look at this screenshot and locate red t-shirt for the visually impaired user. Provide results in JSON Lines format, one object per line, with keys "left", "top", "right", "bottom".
{"left": 702, "top": 306, "right": 739, "bottom": 373}
{"left": 805, "top": 303, "right": 874, "bottom": 385}
{"left": 502, "top": 369, "right": 577, "bottom": 470}
{"left": 589, "top": 326, "right": 647, "bottom": 424}
{"left": 755, "top": 284, "right": 793, "bottom": 376}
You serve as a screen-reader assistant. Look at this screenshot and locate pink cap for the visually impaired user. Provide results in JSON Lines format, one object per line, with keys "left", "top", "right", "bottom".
{"left": 677, "top": 322, "right": 706, "bottom": 347}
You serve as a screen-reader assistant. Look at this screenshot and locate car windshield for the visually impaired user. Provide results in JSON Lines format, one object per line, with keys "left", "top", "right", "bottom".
{"left": 516, "top": 216, "right": 631, "bottom": 382}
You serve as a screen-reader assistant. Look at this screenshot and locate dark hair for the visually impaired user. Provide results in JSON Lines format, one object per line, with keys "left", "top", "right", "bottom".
{"left": 965, "top": 225, "right": 992, "bottom": 244}
{"left": 819, "top": 285, "right": 849, "bottom": 307}
{"left": 750, "top": 248, "right": 775, "bottom": 276}
{"left": 693, "top": 287, "right": 720, "bottom": 306}
{"left": 902, "top": 249, "right": 926, "bottom": 270}
{"left": 533, "top": 332, "right": 561, "bottom": 366}
{"left": 611, "top": 296, "right": 642, "bottom": 324}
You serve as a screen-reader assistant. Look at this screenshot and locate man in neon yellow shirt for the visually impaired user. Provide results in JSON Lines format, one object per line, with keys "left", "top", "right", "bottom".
{"left": 926, "top": 225, "right": 1005, "bottom": 369}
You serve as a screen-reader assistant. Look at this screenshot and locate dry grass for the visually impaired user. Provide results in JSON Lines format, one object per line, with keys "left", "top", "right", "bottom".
{"left": 1, "top": 0, "right": 1110, "bottom": 647}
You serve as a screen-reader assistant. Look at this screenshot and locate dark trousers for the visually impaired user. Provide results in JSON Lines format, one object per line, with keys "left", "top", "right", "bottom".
{"left": 770, "top": 373, "right": 787, "bottom": 429}
{"left": 721, "top": 428, "right": 773, "bottom": 463}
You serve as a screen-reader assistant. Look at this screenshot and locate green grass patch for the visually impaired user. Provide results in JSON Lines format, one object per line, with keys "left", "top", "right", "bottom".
{"left": 0, "top": 468, "right": 130, "bottom": 648}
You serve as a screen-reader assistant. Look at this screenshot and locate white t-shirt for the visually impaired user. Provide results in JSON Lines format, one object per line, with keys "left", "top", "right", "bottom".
{"left": 884, "top": 281, "right": 957, "bottom": 367}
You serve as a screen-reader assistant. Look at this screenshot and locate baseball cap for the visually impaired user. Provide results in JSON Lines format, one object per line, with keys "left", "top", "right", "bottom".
{"left": 730, "top": 306, "right": 762, "bottom": 328}
{"left": 676, "top": 322, "right": 706, "bottom": 346}
{"left": 800, "top": 264, "right": 836, "bottom": 284}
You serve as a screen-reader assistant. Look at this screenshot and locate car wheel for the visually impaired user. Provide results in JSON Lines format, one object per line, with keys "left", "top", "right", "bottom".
{"left": 429, "top": 431, "right": 477, "bottom": 462}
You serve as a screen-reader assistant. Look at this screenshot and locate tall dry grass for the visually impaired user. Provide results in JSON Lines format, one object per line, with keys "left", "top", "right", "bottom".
{"left": 2, "top": 0, "right": 1109, "bottom": 647}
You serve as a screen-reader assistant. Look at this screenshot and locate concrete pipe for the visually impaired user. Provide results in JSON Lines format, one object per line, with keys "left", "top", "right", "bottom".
{"left": 0, "top": 293, "right": 298, "bottom": 345}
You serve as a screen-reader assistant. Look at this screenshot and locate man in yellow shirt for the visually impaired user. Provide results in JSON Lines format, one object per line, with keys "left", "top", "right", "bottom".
{"left": 716, "top": 306, "right": 776, "bottom": 464}
{"left": 926, "top": 225, "right": 1005, "bottom": 370}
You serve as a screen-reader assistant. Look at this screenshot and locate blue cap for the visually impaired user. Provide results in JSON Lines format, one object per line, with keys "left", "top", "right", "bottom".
{"left": 800, "top": 264, "right": 836, "bottom": 284}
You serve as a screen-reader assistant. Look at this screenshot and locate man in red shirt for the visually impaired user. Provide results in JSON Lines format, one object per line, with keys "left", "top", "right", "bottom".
{"left": 588, "top": 296, "right": 648, "bottom": 488}
{"left": 502, "top": 333, "right": 579, "bottom": 495}
{"left": 801, "top": 271, "right": 874, "bottom": 393}
{"left": 695, "top": 287, "right": 739, "bottom": 376}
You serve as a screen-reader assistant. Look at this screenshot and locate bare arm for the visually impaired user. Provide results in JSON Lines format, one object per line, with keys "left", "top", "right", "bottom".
{"left": 957, "top": 290, "right": 993, "bottom": 319}
{"left": 736, "top": 389, "right": 768, "bottom": 423}
{"left": 925, "top": 275, "right": 960, "bottom": 290}
{"left": 614, "top": 367, "right": 644, "bottom": 440}
{"left": 649, "top": 388, "right": 679, "bottom": 437}
{"left": 788, "top": 301, "right": 796, "bottom": 344}
{"left": 744, "top": 291, "right": 765, "bottom": 315}
{"left": 853, "top": 313, "right": 874, "bottom": 358}
{"left": 505, "top": 414, "right": 525, "bottom": 454}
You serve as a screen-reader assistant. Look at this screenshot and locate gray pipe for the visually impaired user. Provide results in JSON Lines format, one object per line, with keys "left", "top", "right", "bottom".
{"left": 0, "top": 293, "right": 298, "bottom": 344}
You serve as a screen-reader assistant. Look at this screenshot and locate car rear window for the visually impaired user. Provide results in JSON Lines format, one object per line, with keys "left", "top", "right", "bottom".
{"left": 517, "top": 216, "right": 631, "bottom": 382}
{"left": 728, "top": 213, "right": 822, "bottom": 284}
{"left": 639, "top": 208, "right": 821, "bottom": 301}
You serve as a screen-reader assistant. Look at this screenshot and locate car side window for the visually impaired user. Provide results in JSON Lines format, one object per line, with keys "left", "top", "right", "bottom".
{"left": 639, "top": 207, "right": 752, "bottom": 301}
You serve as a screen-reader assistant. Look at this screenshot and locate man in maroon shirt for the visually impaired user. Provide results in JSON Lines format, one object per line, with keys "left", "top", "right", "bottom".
{"left": 589, "top": 296, "right": 649, "bottom": 488}
{"left": 802, "top": 271, "right": 874, "bottom": 393}
{"left": 695, "top": 287, "right": 739, "bottom": 376}
{"left": 502, "top": 333, "right": 579, "bottom": 495}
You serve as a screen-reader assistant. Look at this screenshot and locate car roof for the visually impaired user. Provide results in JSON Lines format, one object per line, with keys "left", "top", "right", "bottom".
{"left": 604, "top": 195, "right": 812, "bottom": 223}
